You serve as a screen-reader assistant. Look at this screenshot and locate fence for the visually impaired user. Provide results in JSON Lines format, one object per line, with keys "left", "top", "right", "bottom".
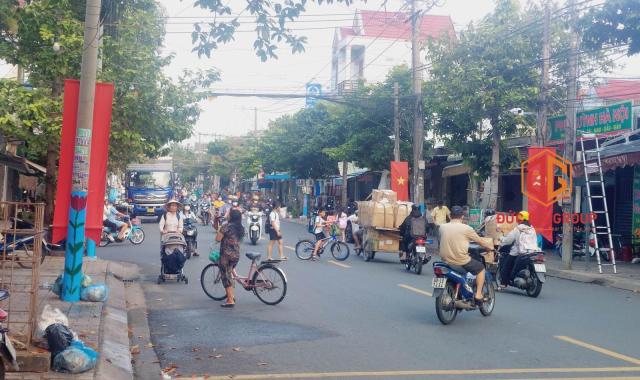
{"left": 0, "top": 201, "right": 44, "bottom": 346}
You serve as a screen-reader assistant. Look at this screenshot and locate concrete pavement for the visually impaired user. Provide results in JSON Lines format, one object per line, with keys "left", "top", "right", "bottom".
{"left": 97, "top": 218, "right": 640, "bottom": 380}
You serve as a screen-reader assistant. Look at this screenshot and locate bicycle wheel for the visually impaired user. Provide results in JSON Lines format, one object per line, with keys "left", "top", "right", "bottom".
{"left": 252, "top": 265, "right": 287, "bottom": 305}
{"left": 295, "top": 240, "right": 315, "bottom": 260}
{"left": 200, "top": 263, "right": 227, "bottom": 301}
{"left": 330, "top": 241, "right": 350, "bottom": 261}
{"left": 129, "top": 229, "right": 145, "bottom": 245}
{"left": 17, "top": 241, "right": 45, "bottom": 269}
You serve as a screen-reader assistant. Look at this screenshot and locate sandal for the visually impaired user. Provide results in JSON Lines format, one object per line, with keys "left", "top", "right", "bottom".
{"left": 221, "top": 303, "right": 235, "bottom": 308}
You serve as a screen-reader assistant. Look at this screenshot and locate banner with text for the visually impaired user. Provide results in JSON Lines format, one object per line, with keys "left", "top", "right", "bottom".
{"left": 547, "top": 101, "right": 633, "bottom": 144}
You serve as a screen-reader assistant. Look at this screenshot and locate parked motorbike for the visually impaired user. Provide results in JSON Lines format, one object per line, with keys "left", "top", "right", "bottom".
{"left": 404, "top": 237, "right": 433, "bottom": 275}
{"left": 496, "top": 246, "right": 545, "bottom": 298}
{"left": 99, "top": 215, "right": 145, "bottom": 247}
{"left": 247, "top": 210, "right": 263, "bottom": 245}
{"left": 432, "top": 243, "right": 495, "bottom": 325}
{"left": 0, "top": 289, "right": 18, "bottom": 379}
{"left": 183, "top": 217, "right": 198, "bottom": 259}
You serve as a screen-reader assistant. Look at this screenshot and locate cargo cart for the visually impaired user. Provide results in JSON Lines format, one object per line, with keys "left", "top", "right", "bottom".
{"left": 359, "top": 226, "right": 403, "bottom": 262}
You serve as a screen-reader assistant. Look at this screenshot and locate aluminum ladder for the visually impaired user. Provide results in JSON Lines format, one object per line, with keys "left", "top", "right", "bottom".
{"left": 578, "top": 132, "right": 617, "bottom": 274}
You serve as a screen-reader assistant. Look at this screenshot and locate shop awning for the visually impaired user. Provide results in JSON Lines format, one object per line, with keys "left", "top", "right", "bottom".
{"left": 575, "top": 129, "right": 640, "bottom": 176}
{"left": 264, "top": 172, "right": 291, "bottom": 181}
{"left": 25, "top": 159, "right": 46, "bottom": 174}
{"left": 0, "top": 152, "right": 38, "bottom": 175}
{"left": 442, "top": 163, "right": 470, "bottom": 177}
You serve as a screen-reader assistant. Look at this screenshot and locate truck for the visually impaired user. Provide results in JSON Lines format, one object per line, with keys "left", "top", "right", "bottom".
{"left": 126, "top": 159, "right": 175, "bottom": 220}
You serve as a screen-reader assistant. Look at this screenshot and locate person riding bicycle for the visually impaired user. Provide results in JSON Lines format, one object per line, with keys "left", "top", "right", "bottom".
{"left": 439, "top": 205, "right": 494, "bottom": 304}
{"left": 398, "top": 205, "right": 427, "bottom": 263}
{"left": 498, "top": 211, "right": 539, "bottom": 290}
{"left": 311, "top": 208, "right": 328, "bottom": 261}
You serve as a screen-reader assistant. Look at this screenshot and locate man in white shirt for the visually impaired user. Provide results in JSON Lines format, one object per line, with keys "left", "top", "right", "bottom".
{"left": 159, "top": 200, "right": 183, "bottom": 235}
{"left": 266, "top": 201, "right": 286, "bottom": 261}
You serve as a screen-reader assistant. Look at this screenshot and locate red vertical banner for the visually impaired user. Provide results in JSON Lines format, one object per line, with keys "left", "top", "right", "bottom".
{"left": 526, "top": 147, "right": 554, "bottom": 243}
{"left": 52, "top": 80, "right": 114, "bottom": 243}
{"left": 390, "top": 161, "right": 409, "bottom": 201}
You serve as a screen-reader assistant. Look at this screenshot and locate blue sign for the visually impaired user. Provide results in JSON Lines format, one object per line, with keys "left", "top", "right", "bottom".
{"left": 306, "top": 83, "right": 321, "bottom": 107}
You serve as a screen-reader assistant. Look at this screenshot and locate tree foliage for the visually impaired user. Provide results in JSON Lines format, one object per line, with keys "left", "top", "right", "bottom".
{"left": 581, "top": 0, "right": 640, "bottom": 56}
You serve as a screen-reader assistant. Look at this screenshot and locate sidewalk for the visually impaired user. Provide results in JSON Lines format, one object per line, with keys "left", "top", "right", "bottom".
{"left": 7, "top": 257, "right": 135, "bottom": 380}
{"left": 543, "top": 251, "right": 640, "bottom": 293}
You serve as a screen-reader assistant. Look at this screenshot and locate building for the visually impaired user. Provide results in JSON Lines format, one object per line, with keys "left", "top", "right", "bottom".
{"left": 330, "top": 10, "right": 455, "bottom": 94}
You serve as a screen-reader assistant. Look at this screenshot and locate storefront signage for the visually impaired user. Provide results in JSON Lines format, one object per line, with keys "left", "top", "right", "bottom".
{"left": 547, "top": 101, "right": 633, "bottom": 144}
{"left": 468, "top": 209, "right": 483, "bottom": 229}
{"left": 633, "top": 166, "right": 640, "bottom": 237}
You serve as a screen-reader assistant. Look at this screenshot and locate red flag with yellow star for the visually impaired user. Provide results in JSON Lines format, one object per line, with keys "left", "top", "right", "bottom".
{"left": 391, "top": 161, "right": 409, "bottom": 201}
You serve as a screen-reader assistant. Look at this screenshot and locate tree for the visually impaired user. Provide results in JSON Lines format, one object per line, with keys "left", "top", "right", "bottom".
{"left": 581, "top": 0, "right": 640, "bottom": 56}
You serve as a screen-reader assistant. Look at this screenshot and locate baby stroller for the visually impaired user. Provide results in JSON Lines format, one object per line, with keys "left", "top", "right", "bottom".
{"left": 158, "top": 232, "right": 188, "bottom": 284}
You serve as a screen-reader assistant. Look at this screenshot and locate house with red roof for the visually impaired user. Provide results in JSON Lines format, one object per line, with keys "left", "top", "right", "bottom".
{"left": 330, "top": 10, "right": 455, "bottom": 94}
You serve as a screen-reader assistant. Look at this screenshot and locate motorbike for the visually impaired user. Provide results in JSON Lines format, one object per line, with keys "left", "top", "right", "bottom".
{"left": 404, "top": 236, "right": 433, "bottom": 275}
{"left": 183, "top": 217, "right": 198, "bottom": 259}
{"left": 247, "top": 210, "right": 263, "bottom": 245}
{"left": 99, "top": 215, "right": 145, "bottom": 247}
{"left": 432, "top": 243, "right": 495, "bottom": 325}
{"left": 496, "top": 246, "right": 545, "bottom": 298}
{"left": 199, "top": 202, "right": 211, "bottom": 226}
{"left": 0, "top": 289, "right": 18, "bottom": 379}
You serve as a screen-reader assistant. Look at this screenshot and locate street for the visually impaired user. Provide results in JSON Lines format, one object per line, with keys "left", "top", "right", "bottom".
{"left": 99, "top": 219, "right": 640, "bottom": 380}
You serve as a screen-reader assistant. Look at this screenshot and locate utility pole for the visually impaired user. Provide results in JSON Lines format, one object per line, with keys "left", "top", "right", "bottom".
{"left": 61, "top": 0, "right": 102, "bottom": 301}
{"left": 254, "top": 107, "right": 258, "bottom": 134}
{"left": 536, "top": 4, "right": 550, "bottom": 146}
{"left": 393, "top": 82, "right": 400, "bottom": 162}
{"left": 411, "top": 0, "right": 424, "bottom": 209}
{"left": 561, "top": 0, "right": 579, "bottom": 270}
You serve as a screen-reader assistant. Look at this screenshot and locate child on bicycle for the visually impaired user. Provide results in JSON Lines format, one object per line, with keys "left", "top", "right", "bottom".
{"left": 312, "top": 208, "right": 328, "bottom": 260}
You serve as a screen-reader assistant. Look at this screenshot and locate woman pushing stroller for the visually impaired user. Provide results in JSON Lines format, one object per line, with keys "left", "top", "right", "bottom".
{"left": 157, "top": 200, "right": 189, "bottom": 283}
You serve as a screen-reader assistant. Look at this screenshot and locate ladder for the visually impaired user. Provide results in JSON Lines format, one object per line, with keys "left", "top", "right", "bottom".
{"left": 578, "top": 132, "right": 617, "bottom": 274}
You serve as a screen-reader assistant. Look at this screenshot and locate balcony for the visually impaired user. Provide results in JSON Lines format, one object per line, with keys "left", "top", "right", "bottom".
{"left": 336, "top": 80, "right": 362, "bottom": 96}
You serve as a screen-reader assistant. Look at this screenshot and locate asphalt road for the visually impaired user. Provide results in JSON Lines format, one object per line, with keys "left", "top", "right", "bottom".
{"left": 98, "top": 218, "right": 640, "bottom": 380}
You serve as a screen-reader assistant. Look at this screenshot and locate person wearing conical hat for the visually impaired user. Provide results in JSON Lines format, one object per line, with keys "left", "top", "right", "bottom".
{"left": 159, "top": 199, "right": 183, "bottom": 235}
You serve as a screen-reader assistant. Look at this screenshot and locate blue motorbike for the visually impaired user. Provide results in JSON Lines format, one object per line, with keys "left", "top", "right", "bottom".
{"left": 99, "top": 216, "right": 145, "bottom": 247}
{"left": 432, "top": 243, "right": 496, "bottom": 325}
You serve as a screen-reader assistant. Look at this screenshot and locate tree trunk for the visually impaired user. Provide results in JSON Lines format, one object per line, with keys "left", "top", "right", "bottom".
{"left": 488, "top": 129, "right": 500, "bottom": 209}
{"left": 341, "top": 161, "right": 348, "bottom": 208}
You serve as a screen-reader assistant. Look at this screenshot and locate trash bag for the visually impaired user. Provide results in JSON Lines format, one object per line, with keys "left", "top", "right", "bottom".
{"left": 51, "top": 275, "right": 63, "bottom": 296}
{"left": 35, "top": 305, "right": 69, "bottom": 340}
{"left": 81, "top": 274, "right": 92, "bottom": 288}
{"left": 80, "top": 284, "right": 108, "bottom": 302}
{"left": 45, "top": 323, "right": 74, "bottom": 357}
{"left": 52, "top": 340, "right": 98, "bottom": 374}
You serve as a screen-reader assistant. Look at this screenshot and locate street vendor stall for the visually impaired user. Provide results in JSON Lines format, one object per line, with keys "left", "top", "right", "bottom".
{"left": 357, "top": 190, "right": 412, "bottom": 262}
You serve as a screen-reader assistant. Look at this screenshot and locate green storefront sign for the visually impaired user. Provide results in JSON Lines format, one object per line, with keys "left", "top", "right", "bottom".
{"left": 633, "top": 167, "right": 640, "bottom": 238}
{"left": 547, "top": 101, "right": 633, "bottom": 144}
{"left": 468, "top": 208, "right": 483, "bottom": 230}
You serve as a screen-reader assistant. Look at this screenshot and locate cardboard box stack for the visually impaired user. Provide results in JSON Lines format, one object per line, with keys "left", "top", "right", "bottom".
{"left": 358, "top": 190, "right": 413, "bottom": 231}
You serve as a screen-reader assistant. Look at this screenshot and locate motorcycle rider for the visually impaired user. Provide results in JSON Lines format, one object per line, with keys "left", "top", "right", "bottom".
{"left": 439, "top": 206, "right": 494, "bottom": 304}
{"left": 398, "top": 205, "right": 427, "bottom": 263}
{"left": 498, "top": 211, "right": 539, "bottom": 290}
{"left": 181, "top": 204, "right": 199, "bottom": 256}
{"left": 102, "top": 198, "right": 118, "bottom": 242}
{"left": 104, "top": 198, "right": 128, "bottom": 240}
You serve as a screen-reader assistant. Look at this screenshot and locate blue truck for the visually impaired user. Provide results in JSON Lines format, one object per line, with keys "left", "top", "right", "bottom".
{"left": 126, "top": 159, "right": 175, "bottom": 220}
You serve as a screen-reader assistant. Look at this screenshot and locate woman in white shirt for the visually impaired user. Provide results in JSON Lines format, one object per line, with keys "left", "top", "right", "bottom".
{"left": 159, "top": 200, "right": 184, "bottom": 234}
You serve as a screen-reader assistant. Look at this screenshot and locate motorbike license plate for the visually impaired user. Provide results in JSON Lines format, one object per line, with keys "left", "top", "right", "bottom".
{"left": 416, "top": 246, "right": 426, "bottom": 253}
{"left": 534, "top": 263, "right": 547, "bottom": 273}
{"left": 432, "top": 277, "right": 447, "bottom": 289}
{"left": 147, "top": 207, "right": 154, "bottom": 214}
{"left": 251, "top": 226, "right": 259, "bottom": 231}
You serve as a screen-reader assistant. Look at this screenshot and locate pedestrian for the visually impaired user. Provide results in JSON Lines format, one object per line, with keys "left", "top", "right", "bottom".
{"left": 431, "top": 200, "right": 450, "bottom": 247}
{"left": 425, "top": 203, "right": 435, "bottom": 237}
{"left": 267, "top": 201, "right": 287, "bottom": 261}
{"left": 337, "top": 207, "right": 348, "bottom": 242}
{"left": 216, "top": 209, "right": 245, "bottom": 308}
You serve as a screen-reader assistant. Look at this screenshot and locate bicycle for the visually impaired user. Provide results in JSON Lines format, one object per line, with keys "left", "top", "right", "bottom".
{"left": 295, "top": 225, "right": 350, "bottom": 261}
{"left": 200, "top": 252, "right": 287, "bottom": 305}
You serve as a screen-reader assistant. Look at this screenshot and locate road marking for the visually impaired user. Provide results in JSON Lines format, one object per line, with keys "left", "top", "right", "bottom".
{"left": 284, "top": 245, "right": 295, "bottom": 251}
{"left": 183, "top": 366, "right": 640, "bottom": 380}
{"left": 398, "top": 283, "right": 432, "bottom": 297}
{"left": 328, "top": 260, "right": 351, "bottom": 268}
{"left": 555, "top": 336, "right": 640, "bottom": 365}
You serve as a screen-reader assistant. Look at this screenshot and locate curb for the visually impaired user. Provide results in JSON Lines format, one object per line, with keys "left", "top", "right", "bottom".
{"left": 95, "top": 263, "right": 134, "bottom": 380}
{"left": 546, "top": 268, "right": 640, "bottom": 293}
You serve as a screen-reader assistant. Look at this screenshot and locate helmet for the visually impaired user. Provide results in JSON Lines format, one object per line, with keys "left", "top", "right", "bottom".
{"left": 484, "top": 208, "right": 495, "bottom": 217}
{"left": 517, "top": 211, "right": 529, "bottom": 221}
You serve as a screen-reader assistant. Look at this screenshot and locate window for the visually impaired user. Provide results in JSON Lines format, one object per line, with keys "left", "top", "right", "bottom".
{"left": 128, "top": 171, "right": 171, "bottom": 188}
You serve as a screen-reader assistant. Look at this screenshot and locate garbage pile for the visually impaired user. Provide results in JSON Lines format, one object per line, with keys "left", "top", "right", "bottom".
{"left": 36, "top": 305, "right": 98, "bottom": 374}
{"left": 52, "top": 274, "right": 109, "bottom": 302}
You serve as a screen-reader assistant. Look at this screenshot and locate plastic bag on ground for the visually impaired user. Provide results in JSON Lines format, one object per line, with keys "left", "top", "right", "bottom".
{"left": 80, "top": 284, "right": 108, "bottom": 302}
{"left": 51, "top": 275, "right": 63, "bottom": 296}
{"left": 81, "top": 274, "right": 92, "bottom": 288}
{"left": 35, "top": 304, "right": 69, "bottom": 340}
{"left": 52, "top": 340, "right": 98, "bottom": 374}
{"left": 45, "top": 323, "right": 74, "bottom": 357}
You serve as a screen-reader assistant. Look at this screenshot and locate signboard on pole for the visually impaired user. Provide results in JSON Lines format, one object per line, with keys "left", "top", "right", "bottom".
{"left": 468, "top": 209, "right": 483, "bottom": 230}
{"left": 547, "top": 100, "right": 633, "bottom": 144}
{"left": 306, "top": 83, "right": 321, "bottom": 107}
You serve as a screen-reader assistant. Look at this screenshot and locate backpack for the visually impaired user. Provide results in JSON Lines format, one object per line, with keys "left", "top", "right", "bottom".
{"left": 162, "top": 212, "right": 180, "bottom": 222}
{"left": 517, "top": 226, "right": 539, "bottom": 253}
{"left": 410, "top": 217, "right": 427, "bottom": 237}
{"left": 264, "top": 211, "right": 273, "bottom": 233}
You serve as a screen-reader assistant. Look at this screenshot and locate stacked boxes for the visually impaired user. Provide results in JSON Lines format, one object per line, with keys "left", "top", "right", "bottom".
{"left": 358, "top": 190, "right": 413, "bottom": 230}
